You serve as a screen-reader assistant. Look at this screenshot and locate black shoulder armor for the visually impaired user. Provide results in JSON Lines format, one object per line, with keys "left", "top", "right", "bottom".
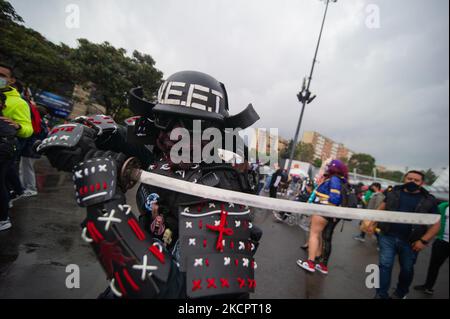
{"left": 36, "top": 123, "right": 85, "bottom": 153}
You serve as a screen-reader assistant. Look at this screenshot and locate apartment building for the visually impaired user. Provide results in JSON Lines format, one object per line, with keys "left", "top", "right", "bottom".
{"left": 302, "top": 131, "right": 354, "bottom": 161}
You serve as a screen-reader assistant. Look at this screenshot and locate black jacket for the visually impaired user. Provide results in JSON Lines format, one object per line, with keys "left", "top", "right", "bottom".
{"left": 379, "top": 185, "right": 438, "bottom": 243}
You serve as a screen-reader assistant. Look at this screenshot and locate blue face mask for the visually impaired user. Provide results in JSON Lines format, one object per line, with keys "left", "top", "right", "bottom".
{"left": 0, "top": 77, "right": 8, "bottom": 89}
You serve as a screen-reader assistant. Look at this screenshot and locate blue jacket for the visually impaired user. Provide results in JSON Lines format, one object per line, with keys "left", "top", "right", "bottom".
{"left": 315, "top": 176, "right": 344, "bottom": 206}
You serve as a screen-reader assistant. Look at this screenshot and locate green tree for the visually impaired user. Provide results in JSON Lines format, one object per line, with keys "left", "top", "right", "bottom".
{"left": 70, "top": 39, "right": 163, "bottom": 117}
{"left": 0, "top": 0, "right": 24, "bottom": 24}
{"left": 280, "top": 140, "right": 314, "bottom": 163}
{"left": 1, "top": 2, "right": 75, "bottom": 95}
{"left": 378, "top": 170, "right": 405, "bottom": 183}
{"left": 1, "top": 0, "right": 164, "bottom": 118}
{"left": 348, "top": 153, "right": 376, "bottom": 176}
{"left": 422, "top": 169, "right": 437, "bottom": 185}
{"left": 313, "top": 158, "right": 323, "bottom": 168}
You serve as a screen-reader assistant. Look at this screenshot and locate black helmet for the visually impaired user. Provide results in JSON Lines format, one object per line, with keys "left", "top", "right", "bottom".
{"left": 128, "top": 70, "right": 260, "bottom": 131}
{"left": 152, "top": 71, "right": 229, "bottom": 127}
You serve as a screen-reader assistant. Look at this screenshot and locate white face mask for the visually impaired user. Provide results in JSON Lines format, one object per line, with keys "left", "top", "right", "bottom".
{"left": 0, "top": 77, "right": 8, "bottom": 89}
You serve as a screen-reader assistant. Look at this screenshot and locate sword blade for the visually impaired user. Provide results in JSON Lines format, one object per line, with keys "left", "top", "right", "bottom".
{"left": 134, "top": 170, "right": 439, "bottom": 225}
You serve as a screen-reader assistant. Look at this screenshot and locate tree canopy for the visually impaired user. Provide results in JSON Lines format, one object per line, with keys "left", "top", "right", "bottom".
{"left": 0, "top": 0, "right": 163, "bottom": 118}
{"left": 281, "top": 140, "right": 315, "bottom": 163}
{"left": 348, "top": 153, "right": 377, "bottom": 176}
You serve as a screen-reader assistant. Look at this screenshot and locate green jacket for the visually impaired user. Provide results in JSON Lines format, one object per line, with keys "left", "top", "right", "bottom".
{"left": 1, "top": 87, "right": 33, "bottom": 138}
{"left": 438, "top": 201, "right": 449, "bottom": 241}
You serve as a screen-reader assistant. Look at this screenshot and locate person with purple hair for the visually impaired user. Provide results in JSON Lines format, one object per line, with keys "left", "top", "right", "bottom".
{"left": 297, "top": 159, "right": 350, "bottom": 275}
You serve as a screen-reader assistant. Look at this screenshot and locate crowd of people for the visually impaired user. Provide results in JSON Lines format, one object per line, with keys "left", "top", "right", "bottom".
{"left": 261, "top": 161, "right": 449, "bottom": 299}
{"left": 0, "top": 62, "right": 49, "bottom": 232}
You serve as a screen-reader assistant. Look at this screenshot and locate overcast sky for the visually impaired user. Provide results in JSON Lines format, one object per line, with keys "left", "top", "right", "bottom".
{"left": 9, "top": 0, "right": 450, "bottom": 172}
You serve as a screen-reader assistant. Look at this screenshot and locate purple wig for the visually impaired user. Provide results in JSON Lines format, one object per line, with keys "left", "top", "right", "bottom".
{"left": 326, "top": 160, "right": 349, "bottom": 180}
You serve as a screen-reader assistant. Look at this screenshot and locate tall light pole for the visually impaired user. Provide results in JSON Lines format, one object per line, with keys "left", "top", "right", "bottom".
{"left": 286, "top": 0, "right": 337, "bottom": 177}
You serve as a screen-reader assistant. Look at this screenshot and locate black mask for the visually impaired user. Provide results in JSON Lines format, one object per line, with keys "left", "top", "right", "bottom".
{"left": 404, "top": 182, "right": 421, "bottom": 193}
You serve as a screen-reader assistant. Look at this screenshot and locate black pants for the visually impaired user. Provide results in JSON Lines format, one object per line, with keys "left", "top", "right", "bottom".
{"left": 424, "top": 239, "right": 449, "bottom": 289}
{"left": 269, "top": 186, "right": 277, "bottom": 199}
{"left": 321, "top": 218, "right": 341, "bottom": 266}
{"left": 6, "top": 160, "right": 23, "bottom": 196}
{"left": 0, "top": 159, "right": 12, "bottom": 221}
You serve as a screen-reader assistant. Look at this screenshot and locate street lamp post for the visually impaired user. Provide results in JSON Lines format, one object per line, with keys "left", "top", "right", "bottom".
{"left": 286, "top": 0, "right": 337, "bottom": 177}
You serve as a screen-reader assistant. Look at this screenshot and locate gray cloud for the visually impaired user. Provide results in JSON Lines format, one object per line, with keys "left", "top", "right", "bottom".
{"left": 9, "top": 0, "right": 449, "bottom": 170}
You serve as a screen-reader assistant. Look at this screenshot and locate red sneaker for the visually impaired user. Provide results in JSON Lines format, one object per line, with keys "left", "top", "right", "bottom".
{"left": 315, "top": 263, "right": 329, "bottom": 275}
{"left": 297, "top": 259, "right": 316, "bottom": 273}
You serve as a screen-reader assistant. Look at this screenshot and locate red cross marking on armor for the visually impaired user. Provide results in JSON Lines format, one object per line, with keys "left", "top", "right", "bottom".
{"left": 192, "top": 280, "right": 202, "bottom": 291}
{"left": 206, "top": 206, "right": 234, "bottom": 252}
{"left": 248, "top": 279, "right": 257, "bottom": 289}
{"left": 237, "top": 277, "right": 246, "bottom": 288}
{"left": 220, "top": 278, "right": 230, "bottom": 288}
{"left": 207, "top": 278, "right": 217, "bottom": 289}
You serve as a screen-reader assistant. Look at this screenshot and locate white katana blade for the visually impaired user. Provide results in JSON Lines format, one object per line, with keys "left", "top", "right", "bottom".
{"left": 136, "top": 170, "right": 440, "bottom": 225}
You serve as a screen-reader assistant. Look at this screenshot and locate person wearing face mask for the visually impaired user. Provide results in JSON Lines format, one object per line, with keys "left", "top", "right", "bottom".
{"left": 0, "top": 91, "right": 19, "bottom": 231}
{"left": 374, "top": 170, "right": 441, "bottom": 299}
{"left": 0, "top": 63, "right": 34, "bottom": 207}
{"left": 0, "top": 63, "right": 33, "bottom": 139}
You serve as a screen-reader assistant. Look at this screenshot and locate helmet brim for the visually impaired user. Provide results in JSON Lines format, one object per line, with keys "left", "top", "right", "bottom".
{"left": 152, "top": 104, "right": 225, "bottom": 123}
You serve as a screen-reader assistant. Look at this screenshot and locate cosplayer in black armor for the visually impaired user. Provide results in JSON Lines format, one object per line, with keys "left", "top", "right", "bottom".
{"left": 36, "top": 71, "right": 262, "bottom": 299}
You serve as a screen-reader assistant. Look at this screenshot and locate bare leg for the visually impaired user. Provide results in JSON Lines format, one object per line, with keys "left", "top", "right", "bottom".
{"left": 308, "top": 215, "right": 328, "bottom": 261}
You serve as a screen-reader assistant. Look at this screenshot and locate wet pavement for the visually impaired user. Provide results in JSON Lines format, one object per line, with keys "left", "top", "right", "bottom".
{"left": 0, "top": 159, "right": 448, "bottom": 299}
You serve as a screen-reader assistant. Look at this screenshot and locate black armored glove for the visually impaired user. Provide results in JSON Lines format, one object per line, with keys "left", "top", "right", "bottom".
{"left": 36, "top": 123, "right": 98, "bottom": 172}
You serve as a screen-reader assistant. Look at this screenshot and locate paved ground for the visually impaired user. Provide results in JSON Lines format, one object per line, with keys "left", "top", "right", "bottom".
{"left": 0, "top": 159, "right": 448, "bottom": 299}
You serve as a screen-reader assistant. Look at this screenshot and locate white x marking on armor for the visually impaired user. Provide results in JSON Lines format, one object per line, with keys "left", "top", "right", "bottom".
{"left": 194, "top": 258, "right": 203, "bottom": 267}
{"left": 75, "top": 170, "right": 83, "bottom": 179}
{"left": 99, "top": 165, "right": 107, "bottom": 172}
{"left": 118, "top": 205, "right": 132, "bottom": 216}
{"left": 186, "top": 222, "right": 193, "bottom": 229}
{"left": 239, "top": 241, "right": 245, "bottom": 250}
{"left": 189, "top": 238, "right": 196, "bottom": 246}
{"left": 60, "top": 135, "right": 70, "bottom": 141}
{"left": 243, "top": 258, "right": 250, "bottom": 267}
{"left": 97, "top": 210, "right": 122, "bottom": 231}
{"left": 224, "top": 257, "right": 231, "bottom": 266}
{"left": 235, "top": 220, "right": 241, "bottom": 228}
{"left": 133, "top": 255, "right": 158, "bottom": 281}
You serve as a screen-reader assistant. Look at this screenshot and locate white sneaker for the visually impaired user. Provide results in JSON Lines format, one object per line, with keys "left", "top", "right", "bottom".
{"left": 23, "top": 190, "right": 38, "bottom": 197}
{"left": 0, "top": 219, "right": 12, "bottom": 231}
{"left": 296, "top": 259, "right": 316, "bottom": 273}
{"left": 10, "top": 193, "right": 26, "bottom": 203}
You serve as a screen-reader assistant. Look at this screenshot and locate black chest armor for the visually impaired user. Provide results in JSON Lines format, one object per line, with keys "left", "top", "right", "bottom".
{"left": 136, "top": 158, "right": 257, "bottom": 298}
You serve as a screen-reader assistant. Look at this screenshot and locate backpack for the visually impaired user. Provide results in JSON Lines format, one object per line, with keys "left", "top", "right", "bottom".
{"left": 28, "top": 101, "right": 43, "bottom": 135}
{"left": 339, "top": 182, "right": 359, "bottom": 225}
{"left": 340, "top": 182, "right": 358, "bottom": 208}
